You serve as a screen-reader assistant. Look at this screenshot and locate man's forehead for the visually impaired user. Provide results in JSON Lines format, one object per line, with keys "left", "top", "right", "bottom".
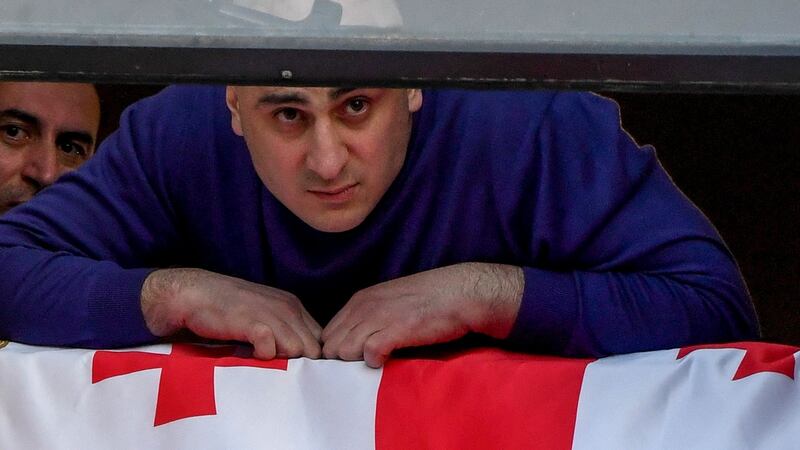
{"left": 0, "top": 82, "right": 100, "bottom": 136}
{"left": 243, "top": 86, "right": 360, "bottom": 103}
{"left": 257, "top": 86, "right": 344, "bottom": 94}
{"left": 0, "top": 81, "right": 97, "bottom": 104}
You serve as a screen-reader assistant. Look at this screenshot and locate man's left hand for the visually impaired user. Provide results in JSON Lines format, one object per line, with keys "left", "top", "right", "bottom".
{"left": 321, "top": 263, "right": 523, "bottom": 368}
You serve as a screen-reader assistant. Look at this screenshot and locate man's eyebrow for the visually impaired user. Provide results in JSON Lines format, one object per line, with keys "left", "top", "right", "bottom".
{"left": 2, "top": 109, "right": 94, "bottom": 147}
{"left": 257, "top": 92, "right": 309, "bottom": 105}
{"left": 0, "top": 109, "right": 40, "bottom": 128}
{"left": 329, "top": 88, "right": 357, "bottom": 100}
{"left": 256, "top": 88, "right": 359, "bottom": 106}
{"left": 57, "top": 131, "right": 95, "bottom": 147}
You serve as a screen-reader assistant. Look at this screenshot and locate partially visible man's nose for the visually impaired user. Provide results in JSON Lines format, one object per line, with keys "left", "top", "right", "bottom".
{"left": 20, "top": 142, "right": 61, "bottom": 190}
{"left": 306, "top": 121, "right": 348, "bottom": 181}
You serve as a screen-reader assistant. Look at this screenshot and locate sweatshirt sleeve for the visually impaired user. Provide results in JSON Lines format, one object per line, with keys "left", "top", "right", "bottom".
{"left": 0, "top": 87, "right": 192, "bottom": 348}
{"left": 503, "top": 92, "right": 760, "bottom": 357}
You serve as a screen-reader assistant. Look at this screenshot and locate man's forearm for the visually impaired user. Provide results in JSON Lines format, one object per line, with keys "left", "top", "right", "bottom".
{"left": 0, "top": 246, "right": 155, "bottom": 347}
{"left": 458, "top": 263, "right": 524, "bottom": 339}
{"left": 509, "top": 257, "right": 758, "bottom": 357}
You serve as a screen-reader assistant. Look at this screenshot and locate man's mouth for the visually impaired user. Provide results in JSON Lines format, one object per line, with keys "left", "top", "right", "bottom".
{"left": 309, "top": 183, "right": 358, "bottom": 203}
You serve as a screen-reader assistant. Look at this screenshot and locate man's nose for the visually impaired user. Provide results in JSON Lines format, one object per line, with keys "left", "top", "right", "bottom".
{"left": 20, "top": 142, "right": 61, "bottom": 190}
{"left": 306, "top": 121, "right": 348, "bottom": 181}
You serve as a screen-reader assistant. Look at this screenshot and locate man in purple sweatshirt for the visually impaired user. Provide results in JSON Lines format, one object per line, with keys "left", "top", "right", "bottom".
{"left": 0, "top": 85, "right": 759, "bottom": 367}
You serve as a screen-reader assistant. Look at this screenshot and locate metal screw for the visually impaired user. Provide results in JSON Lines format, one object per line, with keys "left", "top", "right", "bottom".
{"left": 281, "top": 70, "right": 293, "bottom": 79}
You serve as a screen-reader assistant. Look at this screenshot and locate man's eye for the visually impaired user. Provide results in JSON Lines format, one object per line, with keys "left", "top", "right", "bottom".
{"left": 5, "top": 126, "right": 20, "bottom": 137}
{"left": 345, "top": 98, "right": 368, "bottom": 115}
{"left": 59, "top": 141, "right": 87, "bottom": 157}
{"left": 2, "top": 125, "right": 28, "bottom": 142}
{"left": 276, "top": 108, "right": 301, "bottom": 122}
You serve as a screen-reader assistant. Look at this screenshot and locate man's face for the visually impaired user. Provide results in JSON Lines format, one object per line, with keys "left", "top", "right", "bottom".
{"left": 0, "top": 82, "right": 100, "bottom": 214}
{"left": 226, "top": 86, "right": 422, "bottom": 233}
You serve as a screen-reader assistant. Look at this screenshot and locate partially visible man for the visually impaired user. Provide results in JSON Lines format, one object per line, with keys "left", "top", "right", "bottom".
{"left": 0, "top": 81, "right": 100, "bottom": 215}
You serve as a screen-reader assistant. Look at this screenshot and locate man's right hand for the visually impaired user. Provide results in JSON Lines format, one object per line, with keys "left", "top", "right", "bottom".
{"left": 140, "top": 268, "right": 322, "bottom": 360}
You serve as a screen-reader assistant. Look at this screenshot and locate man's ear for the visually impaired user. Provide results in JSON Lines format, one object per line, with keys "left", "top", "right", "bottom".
{"left": 407, "top": 89, "right": 423, "bottom": 113}
{"left": 226, "top": 86, "right": 244, "bottom": 136}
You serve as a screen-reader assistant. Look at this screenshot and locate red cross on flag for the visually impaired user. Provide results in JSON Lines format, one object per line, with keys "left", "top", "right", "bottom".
{"left": 0, "top": 341, "right": 798, "bottom": 449}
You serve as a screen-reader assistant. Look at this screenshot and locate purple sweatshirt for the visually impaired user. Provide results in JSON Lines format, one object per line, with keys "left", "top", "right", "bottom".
{"left": 0, "top": 86, "right": 759, "bottom": 356}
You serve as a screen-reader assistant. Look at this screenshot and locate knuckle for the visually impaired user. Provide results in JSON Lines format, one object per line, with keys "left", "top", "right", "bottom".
{"left": 253, "top": 346, "right": 276, "bottom": 360}
{"left": 364, "top": 335, "right": 391, "bottom": 359}
{"left": 277, "top": 291, "right": 301, "bottom": 305}
{"left": 274, "top": 298, "right": 304, "bottom": 319}
{"left": 349, "top": 290, "right": 370, "bottom": 306}
{"left": 320, "top": 328, "right": 332, "bottom": 342}
{"left": 269, "top": 298, "right": 291, "bottom": 314}
{"left": 309, "top": 324, "right": 323, "bottom": 340}
{"left": 307, "top": 345, "right": 322, "bottom": 359}
{"left": 279, "top": 339, "right": 304, "bottom": 358}
{"left": 248, "top": 323, "right": 275, "bottom": 343}
{"left": 339, "top": 349, "right": 363, "bottom": 361}
{"left": 321, "top": 343, "right": 339, "bottom": 360}
{"left": 338, "top": 341, "right": 365, "bottom": 361}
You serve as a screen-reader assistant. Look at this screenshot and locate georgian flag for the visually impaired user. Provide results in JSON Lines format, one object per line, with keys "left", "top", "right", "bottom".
{"left": 0, "top": 341, "right": 798, "bottom": 449}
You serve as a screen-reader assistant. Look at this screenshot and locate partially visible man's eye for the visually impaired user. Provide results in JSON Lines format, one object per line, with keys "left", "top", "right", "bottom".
{"left": 345, "top": 98, "right": 368, "bottom": 115}
{"left": 59, "top": 141, "right": 87, "bottom": 157}
{"left": 56, "top": 141, "right": 90, "bottom": 168}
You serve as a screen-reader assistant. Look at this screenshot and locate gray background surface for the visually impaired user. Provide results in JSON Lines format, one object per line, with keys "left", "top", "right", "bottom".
{"left": 2, "top": 0, "right": 799, "bottom": 53}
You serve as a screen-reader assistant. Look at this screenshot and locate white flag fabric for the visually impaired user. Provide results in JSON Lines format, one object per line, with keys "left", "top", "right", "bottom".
{"left": 572, "top": 343, "right": 800, "bottom": 450}
{"left": 0, "top": 341, "right": 798, "bottom": 449}
{"left": 0, "top": 343, "right": 382, "bottom": 449}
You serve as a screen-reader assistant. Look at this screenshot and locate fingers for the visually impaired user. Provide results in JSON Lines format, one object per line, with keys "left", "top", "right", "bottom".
{"left": 301, "top": 309, "right": 323, "bottom": 342}
{"left": 321, "top": 319, "right": 367, "bottom": 361}
{"left": 237, "top": 321, "right": 322, "bottom": 361}
{"left": 320, "top": 307, "right": 352, "bottom": 351}
{"left": 251, "top": 306, "right": 322, "bottom": 360}
{"left": 270, "top": 301, "right": 322, "bottom": 359}
{"left": 321, "top": 306, "right": 348, "bottom": 343}
{"left": 323, "top": 323, "right": 418, "bottom": 368}
{"left": 253, "top": 316, "right": 319, "bottom": 360}
{"left": 190, "top": 310, "right": 320, "bottom": 361}
{"left": 321, "top": 304, "right": 404, "bottom": 365}
{"left": 322, "top": 311, "right": 471, "bottom": 367}
{"left": 295, "top": 314, "right": 323, "bottom": 359}
{"left": 361, "top": 318, "right": 468, "bottom": 368}
{"left": 321, "top": 297, "right": 369, "bottom": 360}
{"left": 248, "top": 323, "right": 277, "bottom": 360}
{"left": 173, "top": 271, "right": 323, "bottom": 360}
{"left": 363, "top": 332, "right": 397, "bottom": 369}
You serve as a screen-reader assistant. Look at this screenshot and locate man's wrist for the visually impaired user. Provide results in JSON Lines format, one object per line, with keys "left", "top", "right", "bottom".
{"left": 140, "top": 268, "right": 200, "bottom": 337}
{"left": 460, "top": 263, "right": 524, "bottom": 339}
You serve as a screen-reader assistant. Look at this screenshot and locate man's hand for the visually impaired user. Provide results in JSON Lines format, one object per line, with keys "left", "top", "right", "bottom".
{"left": 321, "top": 263, "right": 523, "bottom": 368}
{"left": 140, "top": 268, "right": 322, "bottom": 360}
